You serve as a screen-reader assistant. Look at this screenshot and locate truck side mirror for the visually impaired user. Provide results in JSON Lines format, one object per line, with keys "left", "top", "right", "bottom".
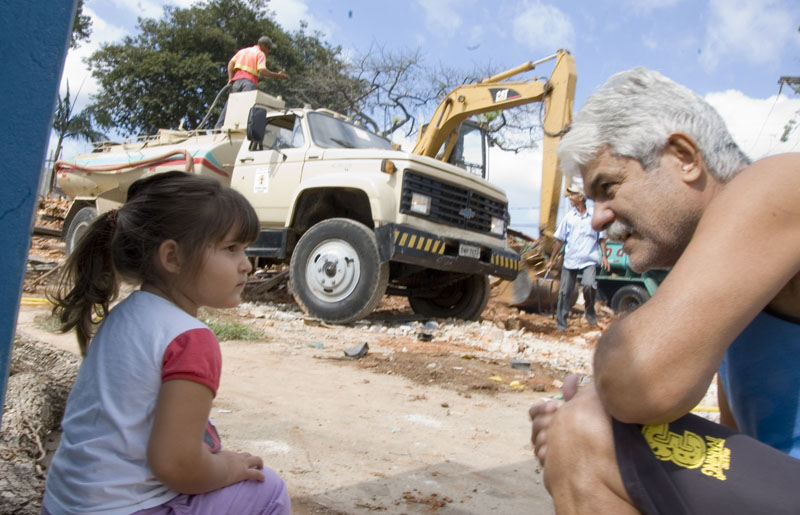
{"left": 247, "top": 107, "right": 267, "bottom": 151}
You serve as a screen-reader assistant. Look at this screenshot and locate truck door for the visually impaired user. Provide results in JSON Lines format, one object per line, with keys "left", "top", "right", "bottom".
{"left": 231, "top": 114, "right": 308, "bottom": 226}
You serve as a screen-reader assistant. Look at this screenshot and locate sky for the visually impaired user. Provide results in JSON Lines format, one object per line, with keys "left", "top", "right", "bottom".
{"left": 57, "top": 0, "right": 800, "bottom": 234}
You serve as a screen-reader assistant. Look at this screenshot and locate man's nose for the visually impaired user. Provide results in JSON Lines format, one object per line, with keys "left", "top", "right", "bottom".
{"left": 592, "top": 203, "right": 615, "bottom": 232}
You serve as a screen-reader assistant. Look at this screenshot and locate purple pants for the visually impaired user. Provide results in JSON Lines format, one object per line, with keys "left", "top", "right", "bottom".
{"left": 134, "top": 468, "right": 290, "bottom": 515}
{"left": 44, "top": 470, "right": 289, "bottom": 515}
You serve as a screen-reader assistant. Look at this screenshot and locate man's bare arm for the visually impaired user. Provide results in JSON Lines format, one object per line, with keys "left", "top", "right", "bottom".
{"left": 594, "top": 153, "right": 800, "bottom": 424}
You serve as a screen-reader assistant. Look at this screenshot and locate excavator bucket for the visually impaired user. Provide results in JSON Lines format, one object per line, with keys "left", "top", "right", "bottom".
{"left": 493, "top": 240, "right": 562, "bottom": 313}
{"left": 509, "top": 266, "right": 560, "bottom": 312}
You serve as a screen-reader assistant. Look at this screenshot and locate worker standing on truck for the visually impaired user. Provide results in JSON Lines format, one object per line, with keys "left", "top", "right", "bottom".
{"left": 546, "top": 183, "right": 609, "bottom": 331}
{"left": 215, "top": 35, "right": 289, "bottom": 129}
{"left": 529, "top": 67, "right": 800, "bottom": 513}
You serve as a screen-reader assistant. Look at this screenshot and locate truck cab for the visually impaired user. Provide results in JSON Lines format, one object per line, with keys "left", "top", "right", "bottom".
{"left": 234, "top": 104, "right": 519, "bottom": 323}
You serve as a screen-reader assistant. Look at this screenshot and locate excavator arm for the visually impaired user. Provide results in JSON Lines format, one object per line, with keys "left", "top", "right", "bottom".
{"left": 412, "top": 50, "right": 576, "bottom": 243}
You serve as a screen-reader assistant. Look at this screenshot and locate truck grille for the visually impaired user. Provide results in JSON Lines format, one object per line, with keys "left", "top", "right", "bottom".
{"left": 400, "top": 170, "right": 508, "bottom": 238}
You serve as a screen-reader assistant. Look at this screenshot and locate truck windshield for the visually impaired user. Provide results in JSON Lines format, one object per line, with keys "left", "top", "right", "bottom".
{"left": 307, "top": 112, "right": 393, "bottom": 150}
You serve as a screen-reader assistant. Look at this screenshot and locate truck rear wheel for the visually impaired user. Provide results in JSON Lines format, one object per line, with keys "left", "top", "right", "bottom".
{"left": 290, "top": 218, "right": 388, "bottom": 324}
{"left": 65, "top": 206, "right": 97, "bottom": 256}
{"left": 408, "top": 274, "right": 490, "bottom": 321}
{"left": 610, "top": 284, "right": 650, "bottom": 313}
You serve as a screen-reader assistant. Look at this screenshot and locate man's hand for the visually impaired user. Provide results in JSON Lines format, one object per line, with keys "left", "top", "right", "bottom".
{"left": 529, "top": 373, "right": 580, "bottom": 466}
{"left": 278, "top": 70, "right": 290, "bottom": 80}
{"left": 601, "top": 254, "right": 610, "bottom": 272}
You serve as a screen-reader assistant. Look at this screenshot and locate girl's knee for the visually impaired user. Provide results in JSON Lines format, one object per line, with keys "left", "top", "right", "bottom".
{"left": 257, "top": 467, "right": 291, "bottom": 515}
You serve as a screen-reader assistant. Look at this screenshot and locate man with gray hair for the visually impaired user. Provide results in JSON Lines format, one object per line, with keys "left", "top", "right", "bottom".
{"left": 215, "top": 36, "right": 290, "bottom": 129}
{"left": 529, "top": 67, "right": 800, "bottom": 513}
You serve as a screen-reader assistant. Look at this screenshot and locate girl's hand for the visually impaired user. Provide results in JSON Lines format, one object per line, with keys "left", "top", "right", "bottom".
{"left": 149, "top": 379, "right": 266, "bottom": 494}
{"left": 219, "top": 450, "right": 265, "bottom": 483}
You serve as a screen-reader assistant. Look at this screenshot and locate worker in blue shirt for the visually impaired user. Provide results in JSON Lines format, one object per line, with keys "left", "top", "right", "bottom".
{"left": 547, "top": 183, "right": 610, "bottom": 331}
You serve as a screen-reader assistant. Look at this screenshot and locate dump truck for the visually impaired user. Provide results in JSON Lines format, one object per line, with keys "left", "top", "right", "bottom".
{"left": 56, "top": 50, "right": 585, "bottom": 324}
{"left": 56, "top": 87, "right": 522, "bottom": 324}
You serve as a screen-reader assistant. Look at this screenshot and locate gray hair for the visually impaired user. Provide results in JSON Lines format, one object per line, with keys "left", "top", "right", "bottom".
{"left": 557, "top": 67, "right": 750, "bottom": 182}
{"left": 258, "top": 35, "right": 274, "bottom": 49}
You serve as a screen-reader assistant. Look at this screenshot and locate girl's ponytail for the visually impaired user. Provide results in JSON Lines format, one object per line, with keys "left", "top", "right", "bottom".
{"left": 49, "top": 210, "right": 120, "bottom": 356}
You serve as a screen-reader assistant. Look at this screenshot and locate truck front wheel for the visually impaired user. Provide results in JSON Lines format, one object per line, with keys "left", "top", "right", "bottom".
{"left": 65, "top": 206, "right": 97, "bottom": 256}
{"left": 408, "top": 274, "right": 490, "bottom": 321}
{"left": 610, "top": 284, "right": 650, "bottom": 313}
{"left": 290, "top": 218, "right": 389, "bottom": 324}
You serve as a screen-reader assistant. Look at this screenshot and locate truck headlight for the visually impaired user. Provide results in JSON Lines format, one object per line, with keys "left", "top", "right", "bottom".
{"left": 491, "top": 216, "right": 505, "bottom": 235}
{"left": 410, "top": 193, "right": 431, "bottom": 215}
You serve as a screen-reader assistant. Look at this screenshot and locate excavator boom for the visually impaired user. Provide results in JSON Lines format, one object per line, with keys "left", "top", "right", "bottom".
{"left": 413, "top": 50, "right": 577, "bottom": 244}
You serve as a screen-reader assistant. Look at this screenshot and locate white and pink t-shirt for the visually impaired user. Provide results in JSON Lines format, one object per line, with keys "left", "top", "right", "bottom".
{"left": 43, "top": 290, "right": 222, "bottom": 515}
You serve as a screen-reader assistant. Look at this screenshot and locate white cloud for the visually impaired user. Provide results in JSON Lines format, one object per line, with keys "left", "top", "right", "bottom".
{"left": 60, "top": 6, "right": 128, "bottom": 102}
{"left": 512, "top": 1, "right": 575, "bottom": 54}
{"left": 700, "top": 0, "right": 798, "bottom": 70}
{"left": 706, "top": 90, "right": 800, "bottom": 159}
{"left": 414, "top": 0, "right": 464, "bottom": 37}
{"left": 107, "top": 0, "right": 168, "bottom": 20}
{"left": 268, "top": 0, "right": 335, "bottom": 37}
{"left": 488, "top": 147, "right": 544, "bottom": 234}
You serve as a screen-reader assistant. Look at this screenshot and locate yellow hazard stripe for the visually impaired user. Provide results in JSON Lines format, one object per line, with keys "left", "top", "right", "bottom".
{"left": 394, "top": 230, "right": 450, "bottom": 255}
{"left": 20, "top": 297, "right": 51, "bottom": 306}
{"left": 234, "top": 63, "right": 259, "bottom": 76}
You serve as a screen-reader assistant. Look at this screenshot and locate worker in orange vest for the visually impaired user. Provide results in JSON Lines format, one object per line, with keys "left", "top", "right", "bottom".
{"left": 215, "top": 36, "right": 289, "bottom": 128}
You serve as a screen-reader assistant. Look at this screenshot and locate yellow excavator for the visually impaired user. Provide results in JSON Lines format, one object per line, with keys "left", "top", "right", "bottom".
{"left": 413, "top": 49, "right": 578, "bottom": 310}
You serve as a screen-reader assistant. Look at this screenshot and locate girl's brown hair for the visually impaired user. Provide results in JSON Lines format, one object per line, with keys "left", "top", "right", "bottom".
{"left": 50, "top": 172, "right": 259, "bottom": 355}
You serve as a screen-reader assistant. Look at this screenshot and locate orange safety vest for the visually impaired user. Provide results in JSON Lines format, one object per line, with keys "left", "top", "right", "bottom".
{"left": 231, "top": 45, "right": 266, "bottom": 85}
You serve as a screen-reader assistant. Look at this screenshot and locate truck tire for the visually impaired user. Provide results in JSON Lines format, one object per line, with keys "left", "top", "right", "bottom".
{"left": 610, "top": 284, "right": 650, "bottom": 313}
{"left": 408, "top": 274, "right": 490, "bottom": 321}
{"left": 290, "top": 218, "right": 389, "bottom": 324}
{"left": 64, "top": 206, "right": 97, "bottom": 256}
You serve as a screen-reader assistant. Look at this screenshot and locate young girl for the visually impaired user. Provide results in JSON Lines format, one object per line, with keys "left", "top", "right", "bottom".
{"left": 43, "top": 172, "right": 290, "bottom": 514}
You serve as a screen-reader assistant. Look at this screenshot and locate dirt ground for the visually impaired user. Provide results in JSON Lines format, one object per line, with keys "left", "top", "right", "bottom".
{"left": 12, "top": 199, "right": 716, "bottom": 514}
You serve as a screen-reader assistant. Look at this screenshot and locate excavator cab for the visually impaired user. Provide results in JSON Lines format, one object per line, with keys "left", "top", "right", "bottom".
{"left": 419, "top": 118, "right": 488, "bottom": 179}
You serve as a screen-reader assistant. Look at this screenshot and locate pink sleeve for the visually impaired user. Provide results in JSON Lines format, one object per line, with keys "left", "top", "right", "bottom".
{"left": 161, "top": 328, "right": 222, "bottom": 396}
{"left": 257, "top": 49, "right": 266, "bottom": 70}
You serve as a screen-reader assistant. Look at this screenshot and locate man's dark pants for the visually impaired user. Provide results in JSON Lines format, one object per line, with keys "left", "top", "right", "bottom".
{"left": 214, "top": 79, "right": 257, "bottom": 129}
{"left": 556, "top": 265, "right": 598, "bottom": 330}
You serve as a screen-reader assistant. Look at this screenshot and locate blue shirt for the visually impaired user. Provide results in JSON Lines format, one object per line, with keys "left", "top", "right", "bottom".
{"left": 553, "top": 206, "right": 606, "bottom": 270}
{"left": 719, "top": 310, "right": 800, "bottom": 458}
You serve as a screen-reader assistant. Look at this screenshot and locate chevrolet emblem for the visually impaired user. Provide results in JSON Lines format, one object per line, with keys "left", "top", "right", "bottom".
{"left": 459, "top": 208, "right": 475, "bottom": 219}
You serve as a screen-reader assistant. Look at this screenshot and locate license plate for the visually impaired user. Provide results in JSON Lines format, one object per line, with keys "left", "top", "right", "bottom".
{"left": 458, "top": 243, "right": 481, "bottom": 259}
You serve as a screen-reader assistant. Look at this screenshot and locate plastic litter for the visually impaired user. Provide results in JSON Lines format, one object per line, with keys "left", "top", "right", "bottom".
{"left": 510, "top": 358, "right": 531, "bottom": 370}
{"left": 344, "top": 342, "right": 369, "bottom": 358}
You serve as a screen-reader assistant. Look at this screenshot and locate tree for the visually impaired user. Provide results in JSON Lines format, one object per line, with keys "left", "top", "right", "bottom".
{"left": 52, "top": 82, "right": 105, "bottom": 160}
{"left": 86, "top": 0, "right": 360, "bottom": 136}
{"left": 70, "top": 0, "right": 92, "bottom": 49}
{"left": 49, "top": 82, "right": 105, "bottom": 191}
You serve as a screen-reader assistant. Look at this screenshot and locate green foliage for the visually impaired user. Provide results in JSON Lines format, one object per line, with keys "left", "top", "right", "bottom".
{"left": 53, "top": 82, "right": 105, "bottom": 148}
{"left": 70, "top": 0, "right": 92, "bottom": 49}
{"left": 202, "top": 317, "right": 265, "bottom": 341}
{"left": 86, "top": 0, "right": 361, "bottom": 136}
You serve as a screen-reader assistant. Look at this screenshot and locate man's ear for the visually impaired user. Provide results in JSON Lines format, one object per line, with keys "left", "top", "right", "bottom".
{"left": 665, "top": 133, "right": 704, "bottom": 184}
{"left": 156, "top": 239, "right": 182, "bottom": 275}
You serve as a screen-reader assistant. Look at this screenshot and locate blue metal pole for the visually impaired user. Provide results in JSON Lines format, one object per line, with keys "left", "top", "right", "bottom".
{"left": 0, "top": 0, "right": 77, "bottom": 427}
